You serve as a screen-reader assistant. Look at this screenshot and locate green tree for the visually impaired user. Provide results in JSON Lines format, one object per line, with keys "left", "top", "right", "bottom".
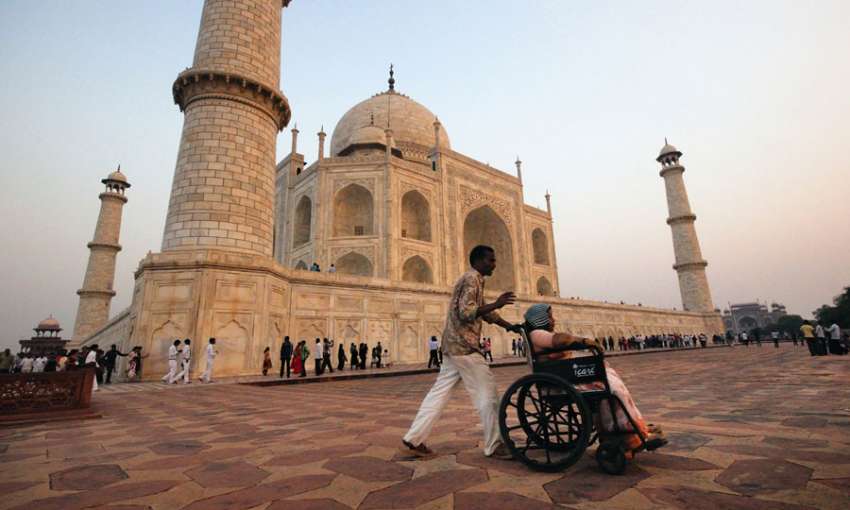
{"left": 774, "top": 314, "right": 804, "bottom": 335}
{"left": 814, "top": 286, "right": 850, "bottom": 328}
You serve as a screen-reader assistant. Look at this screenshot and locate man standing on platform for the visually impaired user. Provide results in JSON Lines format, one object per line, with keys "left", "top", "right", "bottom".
{"left": 102, "top": 344, "right": 128, "bottom": 384}
{"left": 174, "top": 339, "right": 192, "bottom": 384}
{"left": 280, "top": 336, "right": 292, "bottom": 378}
{"left": 321, "top": 338, "right": 334, "bottom": 374}
{"left": 200, "top": 338, "right": 218, "bottom": 383}
{"left": 428, "top": 336, "right": 440, "bottom": 368}
{"left": 162, "top": 340, "right": 180, "bottom": 384}
{"left": 401, "top": 245, "right": 520, "bottom": 459}
{"left": 313, "top": 338, "right": 324, "bottom": 376}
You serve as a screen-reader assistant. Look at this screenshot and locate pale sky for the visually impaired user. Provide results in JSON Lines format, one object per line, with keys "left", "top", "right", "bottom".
{"left": 1, "top": 1, "right": 848, "bottom": 351}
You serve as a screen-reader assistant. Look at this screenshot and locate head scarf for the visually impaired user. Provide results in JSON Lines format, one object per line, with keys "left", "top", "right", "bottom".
{"left": 524, "top": 303, "right": 552, "bottom": 331}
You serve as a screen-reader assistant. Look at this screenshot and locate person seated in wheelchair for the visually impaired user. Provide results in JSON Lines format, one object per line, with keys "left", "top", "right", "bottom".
{"left": 523, "top": 303, "right": 668, "bottom": 456}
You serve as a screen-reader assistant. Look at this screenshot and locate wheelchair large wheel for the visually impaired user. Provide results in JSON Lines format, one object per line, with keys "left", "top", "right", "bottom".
{"left": 499, "top": 373, "right": 591, "bottom": 472}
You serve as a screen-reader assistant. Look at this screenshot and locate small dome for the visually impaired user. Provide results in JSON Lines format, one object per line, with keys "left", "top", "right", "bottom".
{"left": 657, "top": 141, "right": 682, "bottom": 159}
{"left": 36, "top": 315, "right": 61, "bottom": 331}
{"left": 350, "top": 124, "right": 391, "bottom": 147}
{"left": 331, "top": 91, "right": 449, "bottom": 156}
{"left": 102, "top": 167, "right": 130, "bottom": 187}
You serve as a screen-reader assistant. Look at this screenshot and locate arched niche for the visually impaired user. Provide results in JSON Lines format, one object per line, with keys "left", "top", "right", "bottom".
{"left": 294, "top": 260, "right": 308, "bottom": 270}
{"left": 532, "top": 228, "right": 549, "bottom": 265}
{"left": 401, "top": 190, "right": 431, "bottom": 242}
{"left": 333, "top": 184, "right": 374, "bottom": 237}
{"left": 336, "top": 251, "right": 373, "bottom": 277}
{"left": 536, "top": 276, "right": 553, "bottom": 296}
{"left": 402, "top": 255, "right": 434, "bottom": 284}
{"left": 463, "top": 206, "right": 515, "bottom": 292}
{"left": 294, "top": 196, "right": 312, "bottom": 247}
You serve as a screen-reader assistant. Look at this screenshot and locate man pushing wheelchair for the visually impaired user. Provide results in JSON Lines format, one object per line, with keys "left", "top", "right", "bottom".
{"left": 400, "top": 245, "right": 667, "bottom": 474}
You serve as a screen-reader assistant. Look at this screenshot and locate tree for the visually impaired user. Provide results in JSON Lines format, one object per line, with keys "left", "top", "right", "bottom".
{"left": 774, "top": 314, "right": 804, "bottom": 335}
{"left": 813, "top": 286, "right": 850, "bottom": 328}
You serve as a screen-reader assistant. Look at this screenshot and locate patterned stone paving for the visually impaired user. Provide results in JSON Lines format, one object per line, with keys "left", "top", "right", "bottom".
{"left": 1, "top": 345, "right": 848, "bottom": 509}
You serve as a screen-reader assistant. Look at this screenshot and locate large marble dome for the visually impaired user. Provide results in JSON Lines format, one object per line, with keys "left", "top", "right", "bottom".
{"left": 330, "top": 90, "right": 450, "bottom": 156}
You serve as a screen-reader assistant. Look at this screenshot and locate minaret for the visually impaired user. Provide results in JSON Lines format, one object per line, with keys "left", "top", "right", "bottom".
{"left": 657, "top": 140, "right": 714, "bottom": 312}
{"left": 317, "top": 125, "right": 326, "bottom": 161}
{"left": 515, "top": 156, "right": 523, "bottom": 183}
{"left": 291, "top": 123, "right": 299, "bottom": 154}
{"left": 163, "top": 0, "right": 292, "bottom": 257}
{"left": 72, "top": 167, "right": 130, "bottom": 344}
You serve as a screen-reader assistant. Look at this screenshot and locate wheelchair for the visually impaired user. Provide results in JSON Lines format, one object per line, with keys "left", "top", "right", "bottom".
{"left": 498, "top": 327, "right": 649, "bottom": 474}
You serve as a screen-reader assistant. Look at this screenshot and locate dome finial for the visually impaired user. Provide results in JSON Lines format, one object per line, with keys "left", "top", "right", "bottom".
{"left": 388, "top": 63, "right": 395, "bottom": 92}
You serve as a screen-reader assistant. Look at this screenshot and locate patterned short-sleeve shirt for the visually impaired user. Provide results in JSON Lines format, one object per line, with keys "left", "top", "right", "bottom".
{"left": 441, "top": 269, "right": 502, "bottom": 356}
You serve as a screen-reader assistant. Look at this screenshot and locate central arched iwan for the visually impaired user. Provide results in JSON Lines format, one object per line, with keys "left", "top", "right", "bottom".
{"left": 463, "top": 206, "right": 515, "bottom": 292}
{"left": 336, "top": 252, "right": 373, "bottom": 277}
{"left": 402, "top": 255, "right": 433, "bottom": 284}
{"left": 401, "top": 190, "right": 431, "bottom": 242}
{"left": 294, "top": 196, "right": 312, "bottom": 247}
{"left": 333, "top": 184, "right": 373, "bottom": 237}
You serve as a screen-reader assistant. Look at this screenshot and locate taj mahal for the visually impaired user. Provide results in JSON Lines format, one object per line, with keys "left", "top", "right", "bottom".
{"left": 69, "top": 0, "right": 723, "bottom": 380}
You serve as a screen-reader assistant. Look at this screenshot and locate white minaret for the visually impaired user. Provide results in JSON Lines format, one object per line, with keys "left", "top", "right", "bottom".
{"left": 72, "top": 167, "right": 130, "bottom": 344}
{"left": 657, "top": 140, "right": 714, "bottom": 312}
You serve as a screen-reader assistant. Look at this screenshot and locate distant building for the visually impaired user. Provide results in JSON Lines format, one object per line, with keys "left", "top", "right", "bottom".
{"left": 722, "top": 302, "right": 788, "bottom": 333}
{"left": 19, "top": 316, "right": 70, "bottom": 356}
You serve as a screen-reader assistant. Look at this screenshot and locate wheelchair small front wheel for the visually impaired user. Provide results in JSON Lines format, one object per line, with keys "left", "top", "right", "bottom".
{"left": 596, "top": 442, "right": 627, "bottom": 475}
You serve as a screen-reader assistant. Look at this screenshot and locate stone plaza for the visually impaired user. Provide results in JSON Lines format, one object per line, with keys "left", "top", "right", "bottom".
{"left": 1, "top": 346, "right": 849, "bottom": 509}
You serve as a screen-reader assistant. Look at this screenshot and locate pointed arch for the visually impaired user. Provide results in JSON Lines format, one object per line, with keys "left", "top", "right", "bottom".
{"left": 334, "top": 184, "right": 374, "bottom": 237}
{"left": 401, "top": 190, "right": 431, "bottom": 242}
{"left": 463, "top": 206, "right": 515, "bottom": 292}
{"left": 532, "top": 228, "right": 549, "bottom": 265}
{"left": 402, "top": 255, "right": 433, "bottom": 284}
{"left": 294, "top": 196, "right": 312, "bottom": 247}
{"left": 536, "top": 276, "right": 553, "bottom": 296}
{"left": 294, "top": 260, "right": 308, "bottom": 270}
{"left": 336, "top": 251, "right": 373, "bottom": 277}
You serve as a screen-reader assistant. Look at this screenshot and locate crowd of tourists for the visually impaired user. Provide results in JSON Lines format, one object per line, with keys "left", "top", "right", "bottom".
{"left": 0, "top": 344, "right": 149, "bottom": 390}
{"left": 799, "top": 320, "right": 848, "bottom": 356}
{"left": 260, "top": 337, "right": 390, "bottom": 379}
{"left": 507, "top": 332, "right": 719, "bottom": 356}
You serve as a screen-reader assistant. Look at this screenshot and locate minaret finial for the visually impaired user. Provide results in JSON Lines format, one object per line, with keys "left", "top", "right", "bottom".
{"left": 388, "top": 63, "right": 395, "bottom": 91}
{"left": 664, "top": 136, "right": 668, "bottom": 145}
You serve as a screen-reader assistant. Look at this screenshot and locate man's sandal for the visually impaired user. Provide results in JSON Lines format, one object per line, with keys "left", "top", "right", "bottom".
{"left": 401, "top": 440, "right": 436, "bottom": 459}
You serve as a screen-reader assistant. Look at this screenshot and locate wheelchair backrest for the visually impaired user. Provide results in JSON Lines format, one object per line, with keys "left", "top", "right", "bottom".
{"left": 522, "top": 326, "right": 606, "bottom": 385}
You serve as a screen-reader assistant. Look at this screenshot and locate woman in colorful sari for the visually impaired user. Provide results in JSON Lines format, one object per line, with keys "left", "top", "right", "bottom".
{"left": 291, "top": 341, "right": 303, "bottom": 376}
{"left": 523, "top": 303, "right": 667, "bottom": 456}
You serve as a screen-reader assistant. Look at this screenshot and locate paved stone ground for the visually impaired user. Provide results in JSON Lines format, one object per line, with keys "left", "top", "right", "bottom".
{"left": 1, "top": 345, "right": 848, "bottom": 509}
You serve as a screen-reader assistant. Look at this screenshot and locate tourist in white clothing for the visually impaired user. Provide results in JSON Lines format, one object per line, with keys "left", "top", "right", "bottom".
{"left": 32, "top": 356, "right": 47, "bottom": 373}
{"left": 173, "top": 339, "right": 192, "bottom": 384}
{"left": 85, "top": 346, "right": 99, "bottom": 392}
{"left": 200, "top": 338, "right": 218, "bottom": 383}
{"left": 161, "top": 339, "right": 181, "bottom": 384}
{"left": 20, "top": 356, "right": 34, "bottom": 373}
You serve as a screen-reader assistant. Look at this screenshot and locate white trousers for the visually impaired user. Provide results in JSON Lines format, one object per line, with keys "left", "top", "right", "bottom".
{"left": 403, "top": 354, "right": 502, "bottom": 456}
{"left": 174, "top": 360, "right": 190, "bottom": 383}
{"left": 161, "top": 360, "right": 177, "bottom": 383}
{"left": 201, "top": 358, "right": 214, "bottom": 383}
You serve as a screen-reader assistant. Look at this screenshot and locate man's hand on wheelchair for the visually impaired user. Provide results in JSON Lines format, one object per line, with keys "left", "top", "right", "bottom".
{"left": 507, "top": 323, "right": 524, "bottom": 333}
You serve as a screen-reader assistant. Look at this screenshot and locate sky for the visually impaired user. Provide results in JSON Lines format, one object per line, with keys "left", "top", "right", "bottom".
{"left": 1, "top": 0, "right": 848, "bottom": 351}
